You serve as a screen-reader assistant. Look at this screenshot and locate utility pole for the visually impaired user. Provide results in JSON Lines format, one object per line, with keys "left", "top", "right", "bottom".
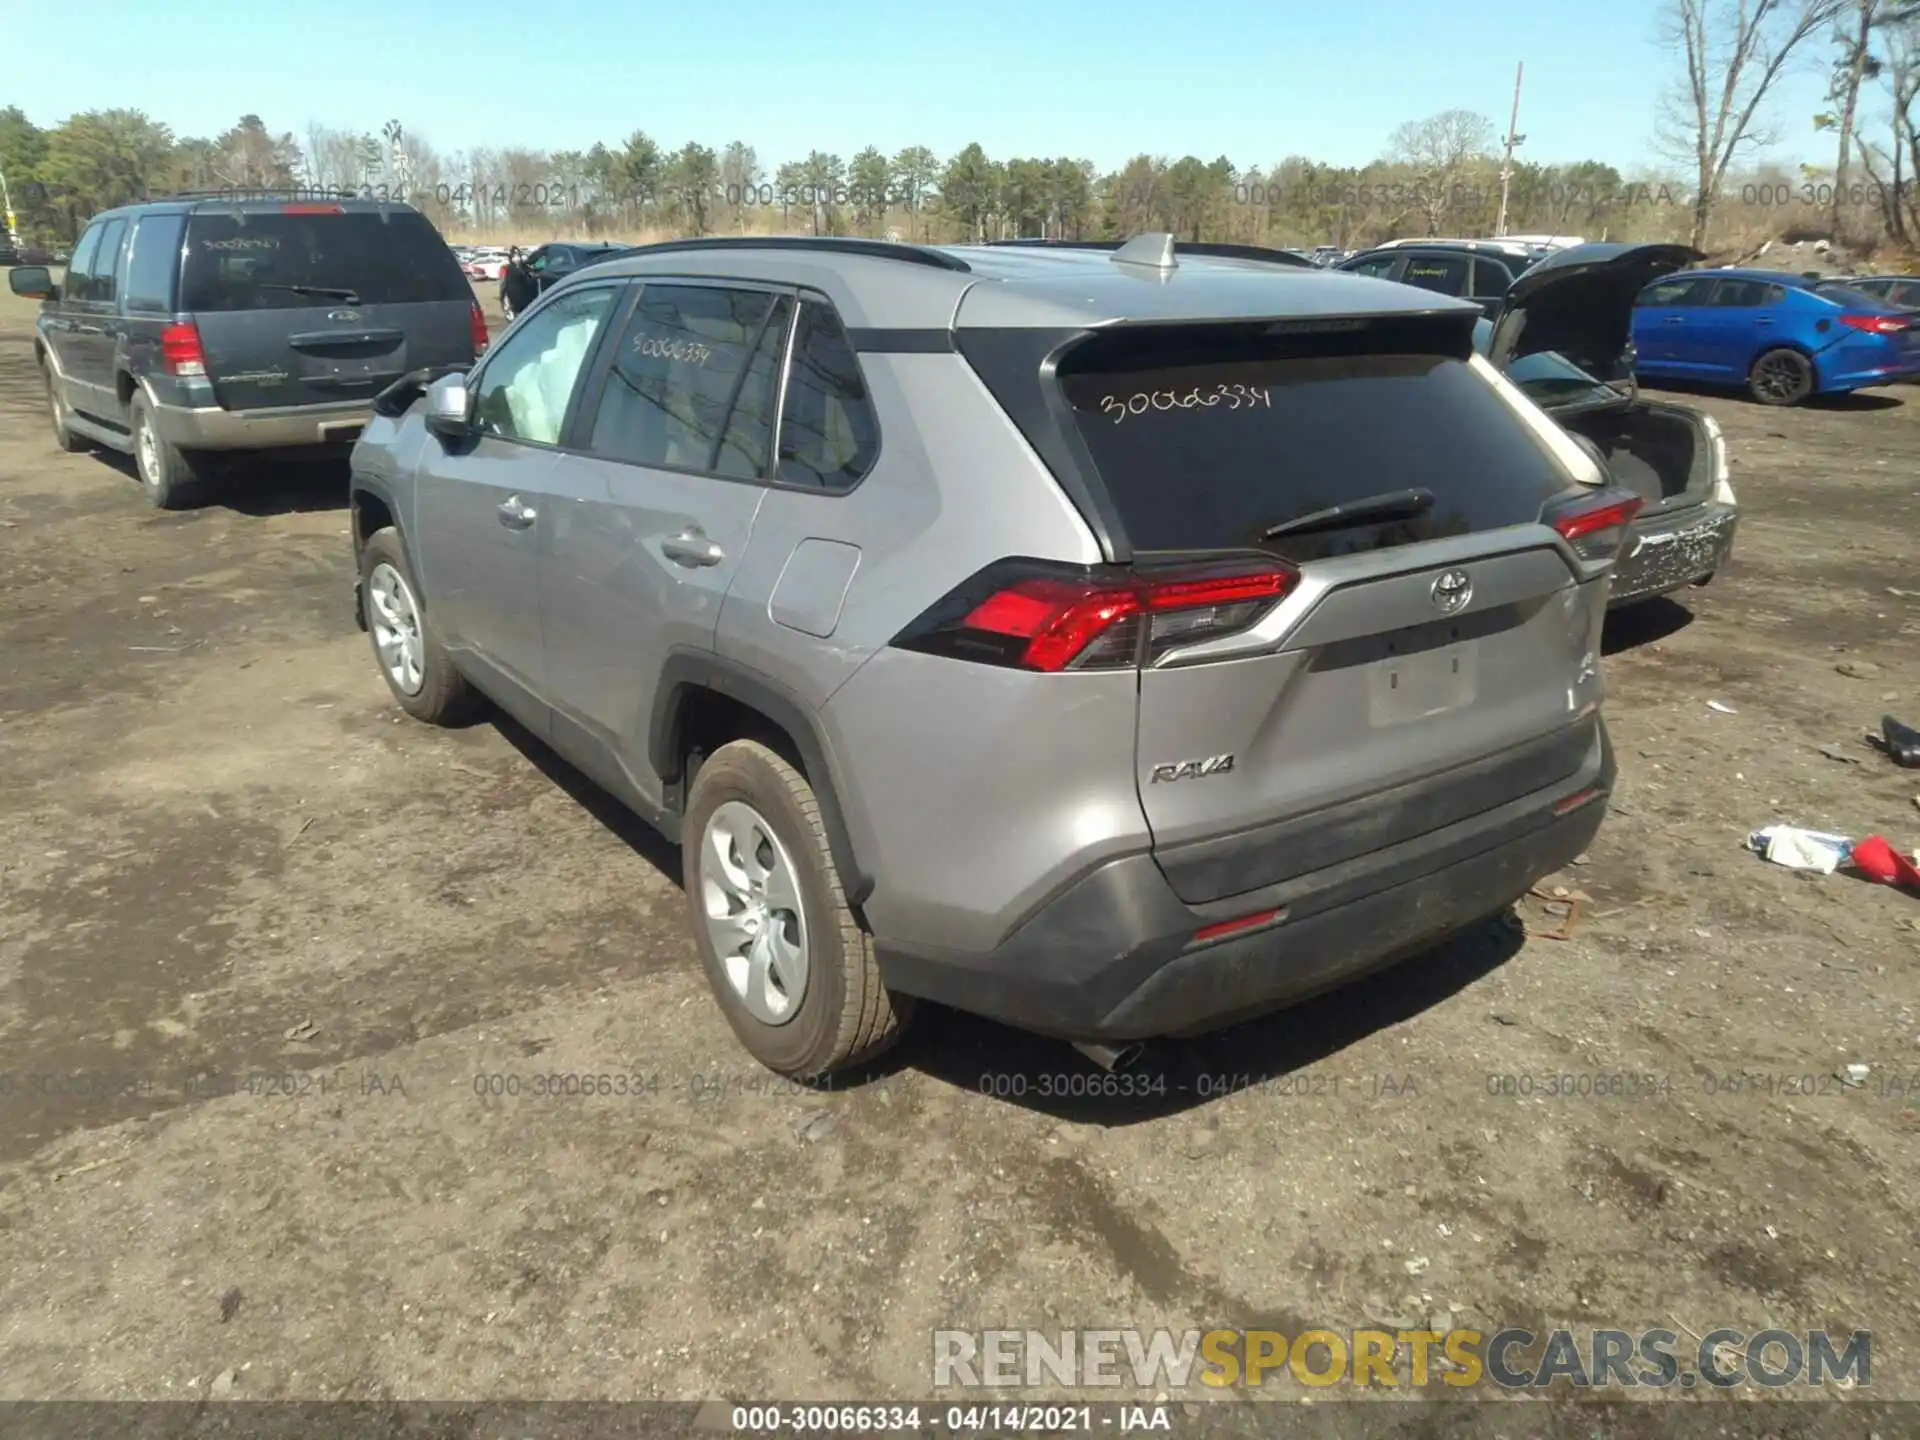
{"left": 1495, "top": 61, "right": 1525, "bottom": 238}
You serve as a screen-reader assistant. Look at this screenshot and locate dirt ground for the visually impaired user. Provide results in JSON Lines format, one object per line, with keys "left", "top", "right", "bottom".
{"left": 2, "top": 284, "right": 1918, "bottom": 1416}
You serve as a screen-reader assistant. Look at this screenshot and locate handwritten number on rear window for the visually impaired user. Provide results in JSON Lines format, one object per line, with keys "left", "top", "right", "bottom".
{"left": 1098, "top": 384, "right": 1271, "bottom": 424}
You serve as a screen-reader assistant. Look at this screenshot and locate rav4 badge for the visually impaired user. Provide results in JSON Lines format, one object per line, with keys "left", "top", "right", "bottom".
{"left": 1150, "top": 755, "right": 1236, "bottom": 783}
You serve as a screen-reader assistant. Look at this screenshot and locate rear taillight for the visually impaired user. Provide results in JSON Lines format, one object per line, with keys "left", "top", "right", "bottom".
{"left": 894, "top": 563, "right": 1297, "bottom": 672}
{"left": 469, "top": 301, "right": 489, "bottom": 355}
{"left": 1546, "top": 488, "right": 1643, "bottom": 564}
{"left": 160, "top": 321, "right": 206, "bottom": 378}
{"left": 1838, "top": 313, "right": 1906, "bottom": 334}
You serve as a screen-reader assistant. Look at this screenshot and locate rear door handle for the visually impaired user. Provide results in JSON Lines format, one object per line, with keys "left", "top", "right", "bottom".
{"left": 1754, "top": 318, "right": 1773, "bottom": 326}
{"left": 497, "top": 495, "right": 537, "bottom": 530}
{"left": 660, "top": 530, "right": 724, "bottom": 567}
{"left": 1663, "top": 316, "right": 1686, "bottom": 324}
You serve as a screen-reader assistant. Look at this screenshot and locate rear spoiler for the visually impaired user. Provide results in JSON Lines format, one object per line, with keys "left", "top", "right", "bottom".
{"left": 372, "top": 365, "right": 469, "bottom": 418}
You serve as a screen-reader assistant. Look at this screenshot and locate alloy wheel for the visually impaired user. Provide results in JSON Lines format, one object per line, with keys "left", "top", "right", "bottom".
{"left": 699, "top": 800, "right": 810, "bottom": 1026}
{"left": 366, "top": 562, "right": 427, "bottom": 695}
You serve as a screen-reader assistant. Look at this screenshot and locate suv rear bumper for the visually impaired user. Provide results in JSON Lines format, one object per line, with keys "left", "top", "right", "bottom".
{"left": 149, "top": 399, "right": 372, "bottom": 451}
{"left": 875, "top": 718, "right": 1614, "bottom": 1043}
{"left": 1609, "top": 501, "right": 1737, "bottom": 607}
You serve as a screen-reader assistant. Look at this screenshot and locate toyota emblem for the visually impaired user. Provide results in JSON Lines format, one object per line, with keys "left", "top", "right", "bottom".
{"left": 1431, "top": 569, "right": 1472, "bottom": 614}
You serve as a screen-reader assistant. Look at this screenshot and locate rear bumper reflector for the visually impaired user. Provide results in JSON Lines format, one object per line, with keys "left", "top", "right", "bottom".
{"left": 1553, "top": 786, "right": 1604, "bottom": 816}
{"left": 1188, "top": 906, "right": 1286, "bottom": 949}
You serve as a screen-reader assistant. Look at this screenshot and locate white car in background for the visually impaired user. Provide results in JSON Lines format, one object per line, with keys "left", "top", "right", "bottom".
{"left": 464, "top": 248, "right": 513, "bottom": 282}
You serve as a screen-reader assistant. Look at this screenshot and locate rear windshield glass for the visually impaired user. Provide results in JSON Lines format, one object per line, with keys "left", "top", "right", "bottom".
{"left": 1813, "top": 282, "right": 1893, "bottom": 309}
{"left": 1057, "top": 320, "right": 1572, "bottom": 561}
{"left": 180, "top": 210, "right": 468, "bottom": 311}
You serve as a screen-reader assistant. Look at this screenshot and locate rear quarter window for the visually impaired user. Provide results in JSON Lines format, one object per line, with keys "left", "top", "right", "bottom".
{"left": 1056, "top": 319, "right": 1572, "bottom": 562}
{"left": 180, "top": 209, "right": 469, "bottom": 312}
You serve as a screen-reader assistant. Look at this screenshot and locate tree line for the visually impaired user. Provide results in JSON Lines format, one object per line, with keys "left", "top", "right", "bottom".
{"left": 4, "top": 2, "right": 1919, "bottom": 259}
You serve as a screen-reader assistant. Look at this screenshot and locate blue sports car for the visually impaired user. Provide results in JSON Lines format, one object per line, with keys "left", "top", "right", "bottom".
{"left": 1630, "top": 267, "right": 1920, "bottom": 406}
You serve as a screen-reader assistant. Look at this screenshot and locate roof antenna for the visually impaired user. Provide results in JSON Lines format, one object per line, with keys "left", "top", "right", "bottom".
{"left": 1111, "top": 232, "right": 1177, "bottom": 271}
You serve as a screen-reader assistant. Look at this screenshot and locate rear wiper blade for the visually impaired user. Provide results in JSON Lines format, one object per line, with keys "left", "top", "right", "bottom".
{"left": 1261, "top": 488, "right": 1436, "bottom": 540}
{"left": 258, "top": 282, "right": 361, "bottom": 302}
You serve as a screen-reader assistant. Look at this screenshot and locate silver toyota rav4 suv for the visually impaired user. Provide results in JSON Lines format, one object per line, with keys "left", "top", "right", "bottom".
{"left": 348, "top": 233, "right": 1634, "bottom": 1079}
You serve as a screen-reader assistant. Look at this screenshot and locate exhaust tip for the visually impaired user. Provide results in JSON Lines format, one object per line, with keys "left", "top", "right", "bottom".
{"left": 1072, "top": 1041, "right": 1144, "bottom": 1073}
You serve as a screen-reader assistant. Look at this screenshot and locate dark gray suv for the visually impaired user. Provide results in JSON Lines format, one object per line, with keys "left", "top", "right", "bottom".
{"left": 10, "top": 192, "right": 486, "bottom": 509}
{"left": 349, "top": 232, "right": 1632, "bottom": 1079}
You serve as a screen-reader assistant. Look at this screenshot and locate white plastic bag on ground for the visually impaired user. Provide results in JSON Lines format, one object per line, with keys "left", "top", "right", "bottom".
{"left": 1747, "top": 825, "right": 1854, "bottom": 874}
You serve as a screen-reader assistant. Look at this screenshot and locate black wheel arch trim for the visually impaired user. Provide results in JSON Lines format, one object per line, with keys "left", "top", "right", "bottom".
{"left": 349, "top": 477, "right": 410, "bottom": 632}
{"left": 649, "top": 650, "right": 874, "bottom": 909}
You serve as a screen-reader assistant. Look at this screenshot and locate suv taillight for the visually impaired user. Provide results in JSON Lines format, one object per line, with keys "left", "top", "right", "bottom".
{"left": 161, "top": 321, "right": 206, "bottom": 378}
{"left": 470, "top": 301, "right": 489, "bottom": 354}
{"left": 1546, "top": 488, "right": 1643, "bottom": 563}
{"left": 1838, "top": 313, "right": 1907, "bottom": 334}
{"left": 891, "top": 561, "right": 1298, "bottom": 672}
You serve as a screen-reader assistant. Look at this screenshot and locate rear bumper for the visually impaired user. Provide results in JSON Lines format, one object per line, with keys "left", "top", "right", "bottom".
{"left": 149, "top": 399, "right": 372, "bottom": 451}
{"left": 874, "top": 718, "right": 1615, "bottom": 1043}
{"left": 1609, "top": 501, "right": 1737, "bottom": 607}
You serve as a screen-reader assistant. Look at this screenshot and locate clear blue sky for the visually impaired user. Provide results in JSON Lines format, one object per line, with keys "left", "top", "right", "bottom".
{"left": 4, "top": 0, "right": 1844, "bottom": 175}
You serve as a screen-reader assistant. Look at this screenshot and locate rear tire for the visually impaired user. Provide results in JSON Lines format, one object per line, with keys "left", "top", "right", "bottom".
{"left": 684, "top": 740, "right": 911, "bottom": 1079}
{"left": 1748, "top": 348, "right": 1814, "bottom": 406}
{"left": 129, "top": 393, "right": 209, "bottom": 509}
{"left": 358, "top": 526, "right": 479, "bottom": 725}
{"left": 42, "top": 356, "right": 88, "bottom": 453}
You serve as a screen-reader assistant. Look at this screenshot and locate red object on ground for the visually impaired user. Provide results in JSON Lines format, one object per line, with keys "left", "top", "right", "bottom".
{"left": 1849, "top": 835, "right": 1920, "bottom": 891}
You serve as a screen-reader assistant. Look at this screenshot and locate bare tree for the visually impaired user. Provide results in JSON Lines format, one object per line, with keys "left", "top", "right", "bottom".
{"left": 1388, "top": 109, "right": 1495, "bottom": 235}
{"left": 1657, "top": 0, "right": 1846, "bottom": 250}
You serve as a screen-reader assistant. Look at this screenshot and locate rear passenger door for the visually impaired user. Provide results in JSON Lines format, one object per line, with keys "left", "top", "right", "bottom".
{"left": 538, "top": 281, "right": 789, "bottom": 799}
{"left": 1690, "top": 277, "right": 1784, "bottom": 378}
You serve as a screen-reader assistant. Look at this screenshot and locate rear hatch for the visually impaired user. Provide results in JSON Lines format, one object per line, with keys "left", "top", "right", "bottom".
{"left": 1050, "top": 315, "right": 1620, "bottom": 905}
{"left": 180, "top": 205, "right": 476, "bottom": 412}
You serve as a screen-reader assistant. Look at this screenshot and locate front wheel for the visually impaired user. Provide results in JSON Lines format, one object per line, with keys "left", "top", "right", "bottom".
{"left": 42, "top": 356, "right": 87, "bottom": 453}
{"left": 684, "top": 740, "right": 911, "bottom": 1079}
{"left": 358, "top": 527, "right": 479, "bottom": 725}
{"left": 1749, "top": 348, "right": 1814, "bottom": 406}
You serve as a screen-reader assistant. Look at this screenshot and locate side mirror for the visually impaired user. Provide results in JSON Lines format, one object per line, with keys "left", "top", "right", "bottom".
{"left": 423, "top": 375, "right": 474, "bottom": 440}
{"left": 9, "top": 266, "right": 57, "bottom": 301}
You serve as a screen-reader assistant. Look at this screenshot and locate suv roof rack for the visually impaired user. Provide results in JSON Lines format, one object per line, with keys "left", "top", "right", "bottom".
{"left": 141, "top": 186, "right": 389, "bottom": 203}
{"left": 615, "top": 235, "right": 972, "bottom": 273}
{"left": 983, "top": 236, "right": 1316, "bottom": 269}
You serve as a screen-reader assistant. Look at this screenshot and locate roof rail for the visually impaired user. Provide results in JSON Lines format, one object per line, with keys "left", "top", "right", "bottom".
{"left": 139, "top": 186, "right": 376, "bottom": 203}
{"left": 983, "top": 236, "right": 1316, "bottom": 269}
{"left": 615, "top": 235, "right": 972, "bottom": 273}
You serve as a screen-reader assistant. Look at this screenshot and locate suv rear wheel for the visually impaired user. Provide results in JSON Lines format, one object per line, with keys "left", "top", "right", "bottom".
{"left": 42, "top": 356, "right": 87, "bottom": 453}
{"left": 1748, "top": 347, "right": 1814, "bottom": 406}
{"left": 684, "top": 740, "right": 911, "bottom": 1078}
{"left": 129, "top": 394, "right": 209, "bottom": 509}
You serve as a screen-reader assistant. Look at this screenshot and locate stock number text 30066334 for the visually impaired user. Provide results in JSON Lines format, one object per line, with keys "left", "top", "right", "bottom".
{"left": 1098, "top": 384, "right": 1272, "bottom": 423}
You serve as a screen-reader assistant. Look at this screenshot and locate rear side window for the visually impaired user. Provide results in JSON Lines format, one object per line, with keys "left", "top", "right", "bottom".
{"left": 125, "top": 213, "right": 185, "bottom": 313}
{"left": 1813, "top": 282, "right": 1889, "bottom": 309}
{"left": 1399, "top": 254, "right": 1469, "bottom": 296}
{"left": 776, "top": 301, "right": 880, "bottom": 491}
{"left": 1893, "top": 281, "right": 1920, "bottom": 306}
{"left": 1055, "top": 320, "right": 1569, "bottom": 560}
{"left": 584, "top": 284, "right": 790, "bottom": 479}
{"left": 1708, "top": 279, "right": 1778, "bottom": 306}
{"left": 1472, "top": 258, "right": 1513, "bottom": 297}
{"left": 179, "top": 209, "right": 469, "bottom": 311}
